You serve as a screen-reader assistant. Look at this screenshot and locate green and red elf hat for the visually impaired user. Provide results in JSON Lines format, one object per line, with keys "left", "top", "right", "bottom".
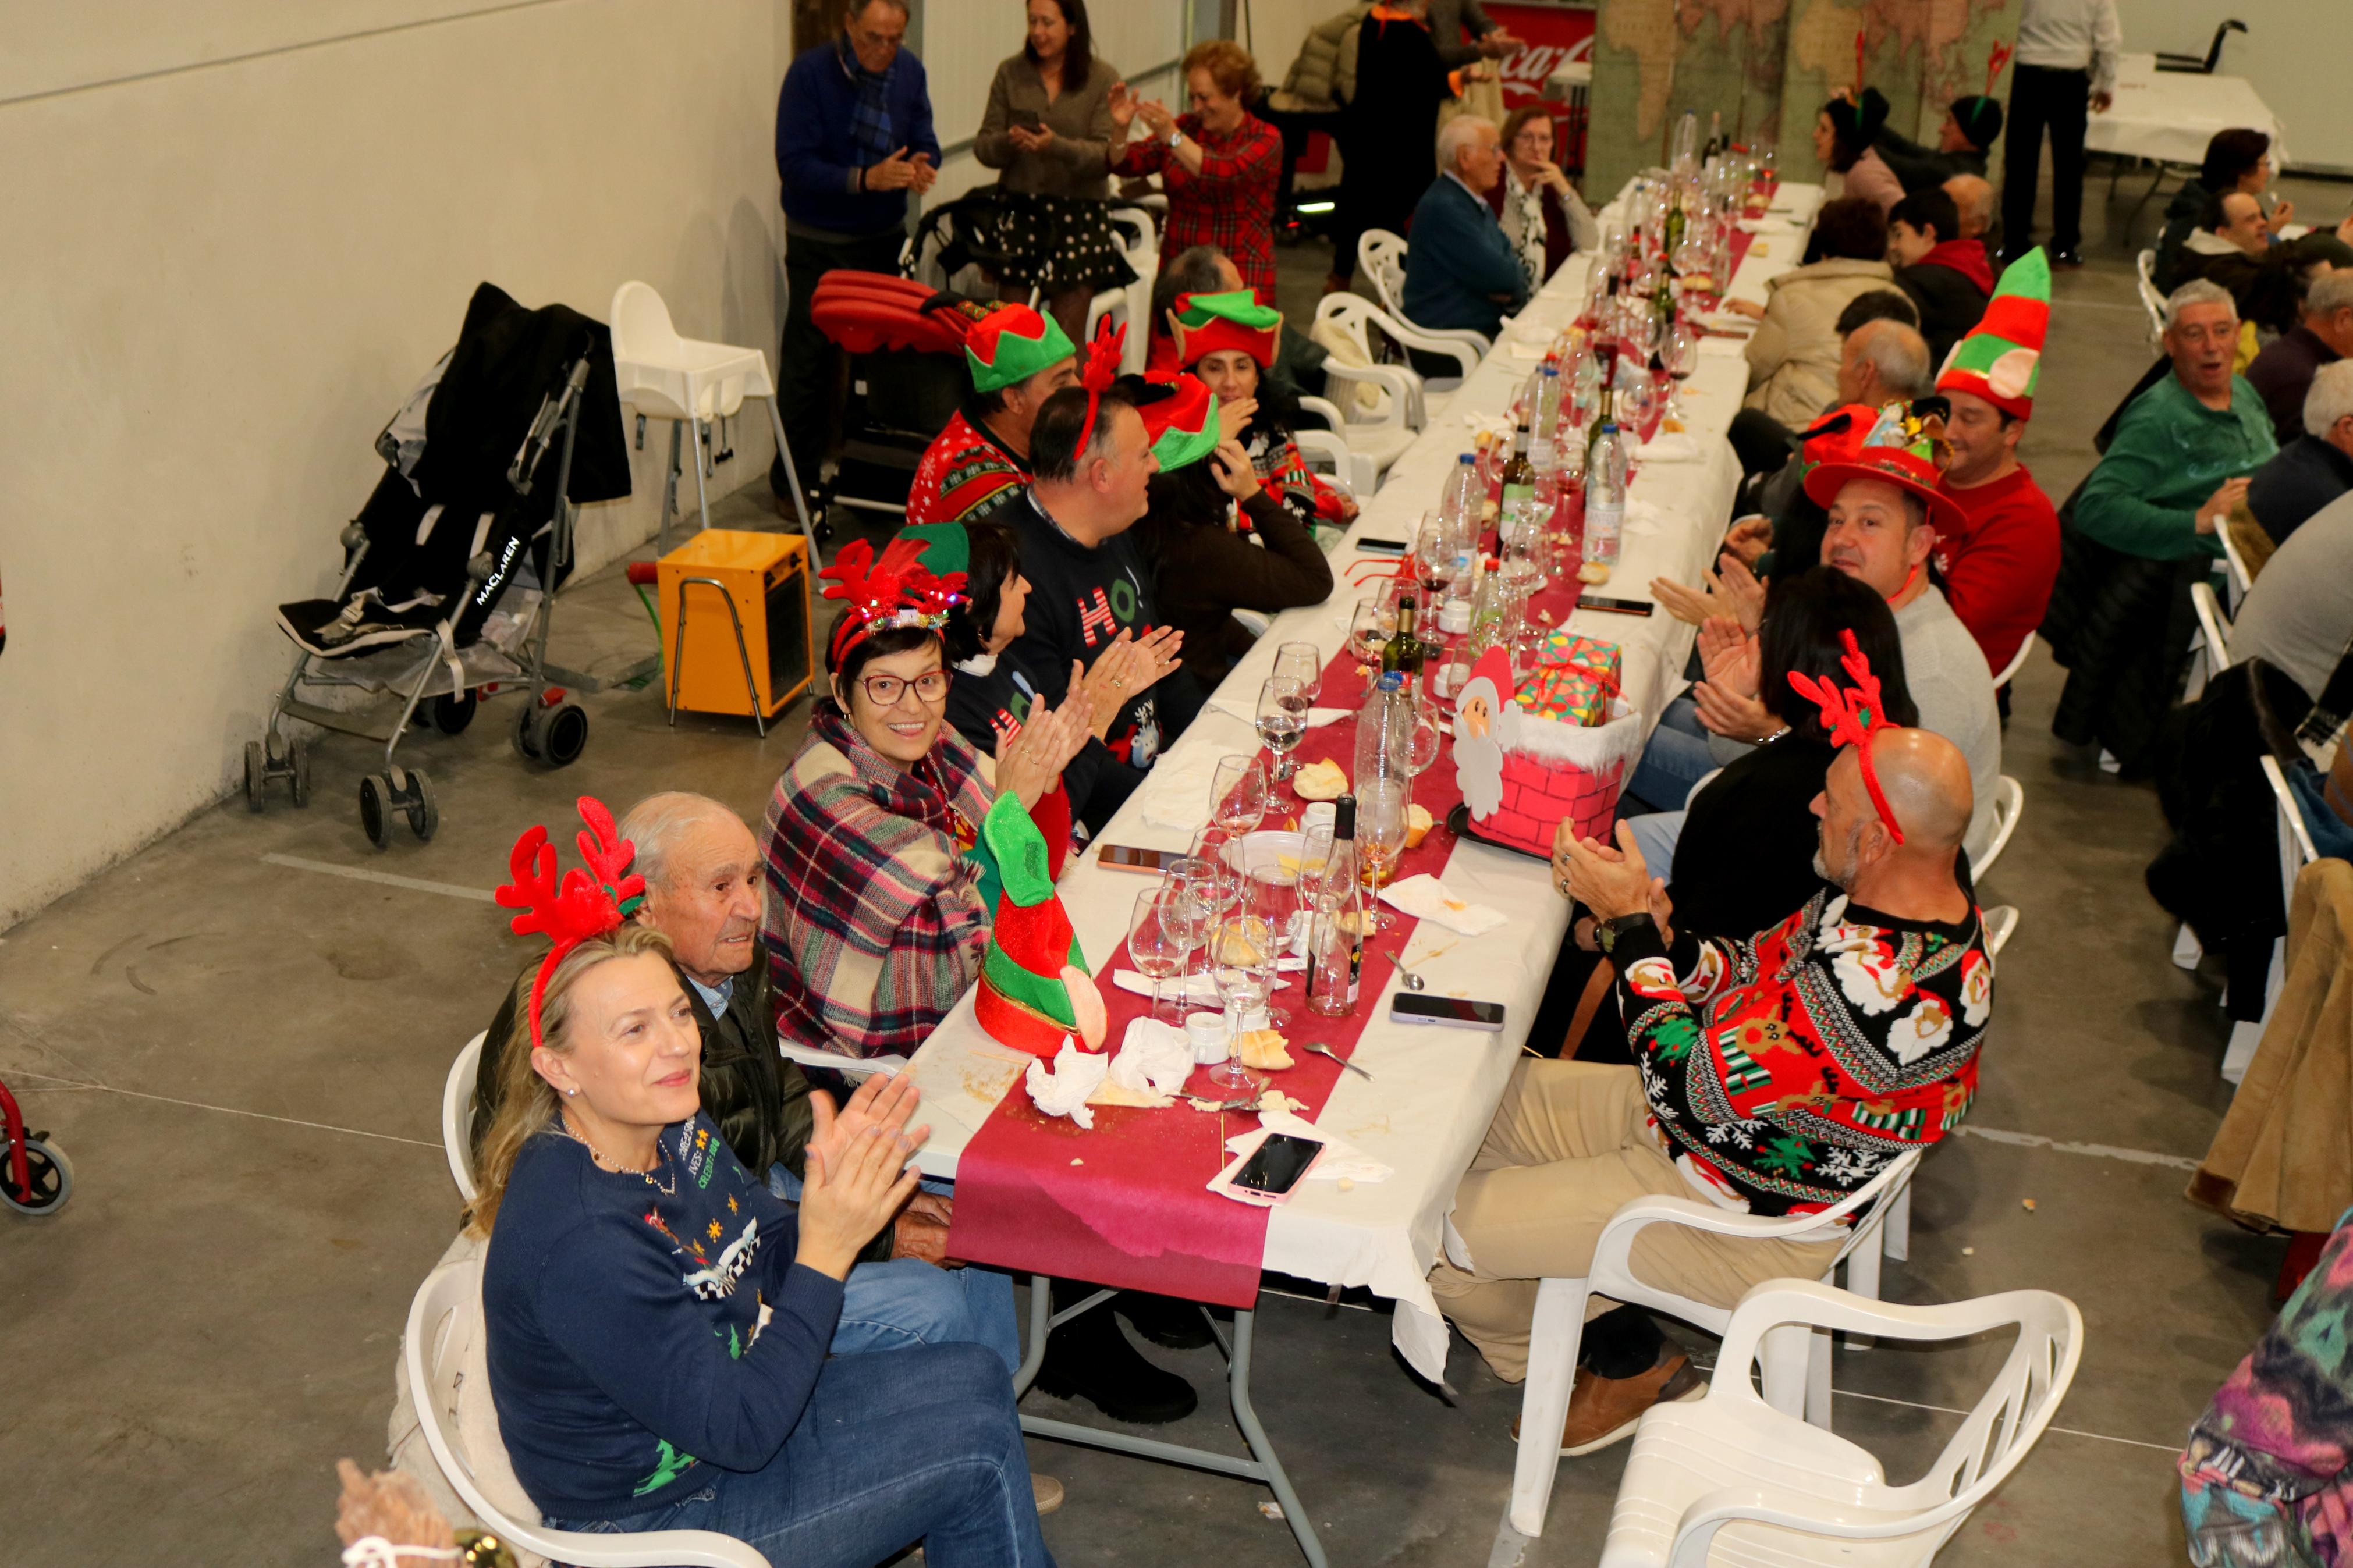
{"left": 494, "top": 797, "right": 647, "bottom": 1051}
{"left": 1801, "top": 400, "right": 1966, "bottom": 535}
{"left": 971, "top": 793, "right": 1107, "bottom": 1057}
{"left": 1172, "top": 289, "right": 1282, "bottom": 370}
{"left": 1134, "top": 372, "right": 1223, "bottom": 472}
{"left": 1935, "top": 247, "right": 2050, "bottom": 421}
{"left": 964, "top": 302, "right": 1077, "bottom": 394}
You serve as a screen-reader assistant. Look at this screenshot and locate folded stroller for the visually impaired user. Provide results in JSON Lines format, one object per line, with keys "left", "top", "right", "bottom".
{"left": 251, "top": 282, "right": 630, "bottom": 847}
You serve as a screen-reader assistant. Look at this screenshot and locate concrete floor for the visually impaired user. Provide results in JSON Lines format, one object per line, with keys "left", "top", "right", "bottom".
{"left": 7, "top": 167, "right": 2346, "bottom": 1567}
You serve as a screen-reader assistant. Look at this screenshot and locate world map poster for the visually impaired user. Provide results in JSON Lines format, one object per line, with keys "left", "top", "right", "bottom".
{"left": 1585, "top": 0, "right": 2019, "bottom": 198}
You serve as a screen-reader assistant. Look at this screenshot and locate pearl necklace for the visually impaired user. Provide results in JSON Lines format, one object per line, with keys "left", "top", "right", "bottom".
{"left": 559, "top": 1113, "right": 679, "bottom": 1197}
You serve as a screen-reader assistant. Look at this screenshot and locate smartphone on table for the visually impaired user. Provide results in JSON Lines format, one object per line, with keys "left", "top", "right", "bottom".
{"left": 1390, "top": 994, "right": 1507, "bottom": 1032}
{"left": 1098, "top": 844, "right": 1177, "bottom": 874}
{"left": 1230, "top": 1133, "right": 1324, "bottom": 1196}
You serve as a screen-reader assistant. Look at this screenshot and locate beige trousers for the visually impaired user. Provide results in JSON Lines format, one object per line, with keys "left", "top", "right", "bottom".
{"left": 1428, "top": 1059, "right": 1843, "bottom": 1382}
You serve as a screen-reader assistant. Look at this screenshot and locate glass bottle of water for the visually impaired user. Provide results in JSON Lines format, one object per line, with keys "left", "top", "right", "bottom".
{"left": 1585, "top": 422, "right": 1627, "bottom": 567}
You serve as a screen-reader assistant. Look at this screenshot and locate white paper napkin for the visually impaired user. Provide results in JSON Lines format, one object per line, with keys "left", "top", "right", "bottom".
{"left": 1024, "top": 1040, "right": 1108, "bottom": 1128}
{"left": 1735, "top": 216, "right": 1797, "bottom": 235}
{"left": 1380, "top": 873, "right": 1508, "bottom": 936}
{"left": 1224, "top": 1107, "right": 1393, "bottom": 1183}
{"left": 1110, "top": 1018, "right": 1194, "bottom": 1097}
{"left": 1698, "top": 335, "right": 1747, "bottom": 360}
{"left": 1136, "top": 747, "right": 1225, "bottom": 831}
{"left": 1509, "top": 340, "right": 1548, "bottom": 361}
{"left": 1634, "top": 431, "right": 1702, "bottom": 463}
{"left": 1623, "top": 496, "right": 1674, "bottom": 538}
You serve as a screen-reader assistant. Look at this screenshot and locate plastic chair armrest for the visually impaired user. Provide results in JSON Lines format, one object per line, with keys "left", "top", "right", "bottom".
{"left": 1321, "top": 360, "right": 1424, "bottom": 429}
{"left": 1668, "top": 1487, "right": 1915, "bottom": 1567}
{"left": 1382, "top": 321, "right": 1485, "bottom": 375}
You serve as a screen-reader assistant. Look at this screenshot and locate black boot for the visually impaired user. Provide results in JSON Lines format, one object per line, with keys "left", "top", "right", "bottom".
{"left": 1115, "top": 1291, "right": 1216, "bottom": 1350}
{"left": 1035, "top": 1286, "right": 1199, "bottom": 1424}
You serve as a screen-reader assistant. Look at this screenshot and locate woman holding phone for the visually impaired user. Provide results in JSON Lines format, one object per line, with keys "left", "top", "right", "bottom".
{"left": 974, "top": 0, "right": 1134, "bottom": 345}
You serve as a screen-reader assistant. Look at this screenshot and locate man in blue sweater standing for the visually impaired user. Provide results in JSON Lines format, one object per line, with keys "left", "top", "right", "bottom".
{"left": 772, "top": 0, "right": 940, "bottom": 504}
{"left": 1402, "top": 115, "right": 1528, "bottom": 345}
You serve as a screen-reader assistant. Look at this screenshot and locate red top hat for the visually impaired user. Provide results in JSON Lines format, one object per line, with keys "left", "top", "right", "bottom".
{"left": 1800, "top": 401, "right": 1966, "bottom": 535}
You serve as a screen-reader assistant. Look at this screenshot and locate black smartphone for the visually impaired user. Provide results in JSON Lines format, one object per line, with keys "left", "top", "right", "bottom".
{"left": 1580, "top": 596, "right": 1656, "bottom": 617}
{"left": 1356, "top": 536, "right": 1410, "bottom": 553}
{"left": 1231, "top": 1133, "right": 1325, "bottom": 1195}
{"left": 1098, "top": 844, "right": 1176, "bottom": 874}
{"left": 1390, "top": 993, "right": 1507, "bottom": 1032}
{"left": 1013, "top": 109, "right": 1045, "bottom": 131}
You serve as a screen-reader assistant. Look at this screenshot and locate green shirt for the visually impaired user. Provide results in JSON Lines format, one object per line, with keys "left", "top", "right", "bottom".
{"left": 2076, "top": 372, "right": 2277, "bottom": 561}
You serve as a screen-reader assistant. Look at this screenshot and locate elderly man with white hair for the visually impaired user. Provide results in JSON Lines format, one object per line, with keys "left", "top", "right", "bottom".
{"left": 467, "top": 790, "right": 1024, "bottom": 1377}
{"left": 1401, "top": 113, "right": 1529, "bottom": 343}
{"left": 2249, "top": 268, "right": 2353, "bottom": 445}
{"left": 2246, "top": 360, "right": 2353, "bottom": 543}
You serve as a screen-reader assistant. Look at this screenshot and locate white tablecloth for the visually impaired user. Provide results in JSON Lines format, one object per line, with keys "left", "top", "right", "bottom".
{"left": 2087, "top": 52, "right": 2290, "bottom": 169}
{"left": 899, "top": 183, "right": 1826, "bottom": 1382}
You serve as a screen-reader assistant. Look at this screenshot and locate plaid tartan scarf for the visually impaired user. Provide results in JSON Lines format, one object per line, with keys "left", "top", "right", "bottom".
{"left": 840, "top": 37, "right": 897, "bottom": 163}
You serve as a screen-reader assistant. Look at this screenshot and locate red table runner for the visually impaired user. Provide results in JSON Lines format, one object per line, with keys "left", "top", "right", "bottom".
{"left": 948, "top": 636, "right": 1469, "bottom": 1306}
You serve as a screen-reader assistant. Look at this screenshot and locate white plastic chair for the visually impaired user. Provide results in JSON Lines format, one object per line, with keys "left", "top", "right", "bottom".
{"left": 1990, "top": 632, "right": 2035, "bottom": 692}
{"left": 1982, "top": 904, "right": 2018, "bottom": 957}
{"left": 2135, "top": 249, "right": 2168, "bottom": 344}
{"left": 443, "top": 1032, "right": 485, "bottom": 1203}
{"left": 1291, "top": 428, "right": 1369, "bottom": 507}
{"left": 1597, "top": 1278, "right": 2082, "bottom": 1567}
{"left": 406, "top": 1256, "right": 770, "bottom": 1568}
{"left": 2224, "top": 755, "right": 2323, "bottom": 1083}
{"left": 1078, "top": 207, "right": 1159, "bottom": 377}
{"left": 2185, "top": 577, "right": 2234, "bottom": 702}
{"left": 1505, "top": 1149, "right": 1921, "bottom": 1536}
{"left": 609, "top": 280, "right": 809, "bottom": 546}
{"left": 1316, "top": 292, "right": 1482, "bottom": 425}
{"left": 1358, "top": 230, "right": 1495, "bottom": 362}
{"left": 1297, "top": 393, "right": 1402, "bottom": 495}
{"left": 1969, "top": 776, "right": 2025, "bottom": 882}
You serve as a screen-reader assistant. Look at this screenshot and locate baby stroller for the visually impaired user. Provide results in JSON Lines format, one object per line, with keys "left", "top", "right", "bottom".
{"left": 250, "top": 283, "right": 630, "bottom": 847}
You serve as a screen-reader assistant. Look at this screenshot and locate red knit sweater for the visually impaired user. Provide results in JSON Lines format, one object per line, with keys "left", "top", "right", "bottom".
{"left": 1933, "top": 463, "right": 2061, "bottom": 678}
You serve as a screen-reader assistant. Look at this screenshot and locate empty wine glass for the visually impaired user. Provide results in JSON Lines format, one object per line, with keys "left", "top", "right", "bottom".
{"left": 1662, "top": 318, "right": 1698, "bottom": 428}
{"left": 1274, "top": 641, "right": 1322, "bottom": 707}
{"left": 1128, "top": 885, "right": 1188, "bottom": 1022}
{"left": 1210, "top": 755, "right": 1268, "bottom": 835}
{"left": 1208, "top": 913, "right": 1276, "bottom": 1091}
{"left": 1163, "top": 855, "right": 1221, "bottom": 982}
{"left": 1186, "top": 827, "right": 1244, "bottom": 925}
{"left": 1349, "top": 596, "right": 1396, "bottom": 691}
{"left": 1357, "top": 778, "right": 1408, "bottom": 931}
{"left": 1257, "top": 676, "right": 1309, "bottom": 783}
{"left": 1240, "top": 837, "right": 1305, "bottom": 1027}
{"left": 1406, "top": 688, "right": 1445, "bottom": 777}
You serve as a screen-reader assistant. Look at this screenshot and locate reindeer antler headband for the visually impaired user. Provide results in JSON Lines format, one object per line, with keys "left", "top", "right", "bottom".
{"left": 1071, "top": 318, "right": 1129, "bottom": 458}
{"left": 819, "top": 535, "right": 967, "bottom": 665}
{"left": 495, "top": 797, "right": 649, "bottom": 1052}
{"left": 1986, "top": 40, "right": 2015, "bottom": 95}
{"left": 1787, "top": 629, "right": 1905, "bottom": 845}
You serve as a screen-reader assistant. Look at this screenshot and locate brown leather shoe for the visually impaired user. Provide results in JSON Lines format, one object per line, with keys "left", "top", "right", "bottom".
{"left": 1513, "top": 1353, "right": 1704, "bottom": 1456}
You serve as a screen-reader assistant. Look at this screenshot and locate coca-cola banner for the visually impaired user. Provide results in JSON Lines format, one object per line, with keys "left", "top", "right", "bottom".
{"left": 1485, "top": 1, "right": 1595, "bottom": 116}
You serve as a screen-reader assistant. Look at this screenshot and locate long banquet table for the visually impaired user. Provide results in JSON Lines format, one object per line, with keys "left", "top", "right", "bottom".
{"left": 889, "top": 180, "right": 1826, "bottom": 1563}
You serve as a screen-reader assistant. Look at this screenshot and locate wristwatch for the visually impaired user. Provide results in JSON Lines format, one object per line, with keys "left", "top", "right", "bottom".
{"left": 1167, "top": 129, "right": 1186, "bottom": 150}
{"left": 1595, "top": 912, "right": 1653, "bottom": 955}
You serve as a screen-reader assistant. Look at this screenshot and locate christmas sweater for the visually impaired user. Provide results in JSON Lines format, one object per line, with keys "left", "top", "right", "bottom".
{"left": 1003, "top": 488, "right": 1165, "bottom": 767}
{"left": 1613, "top": 889, "right": 1991, "bottom": 1217}
{"left": 906, "top": 411, "right": 1030, "bottom": 529}
{"left": 483, "top": 1112, "right": 843, "bottom": 1521}
{"left": 1244, "top": 424, "right": 1350, "bottom": 530}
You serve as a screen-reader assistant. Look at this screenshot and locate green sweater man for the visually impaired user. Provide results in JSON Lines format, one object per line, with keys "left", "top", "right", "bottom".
{"left": 2076, "top": 308, "right": 2277, "bottom": 562}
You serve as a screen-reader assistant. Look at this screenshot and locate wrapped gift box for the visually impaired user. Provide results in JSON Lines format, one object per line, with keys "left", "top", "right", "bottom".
{"left": 1515, "top": 632, "right": 1622, "bottom": 727}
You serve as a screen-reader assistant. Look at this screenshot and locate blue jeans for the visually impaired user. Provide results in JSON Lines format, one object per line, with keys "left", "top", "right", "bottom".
{"left": 1627, "top": 695, "right": 1720, "bottom": 813}
{"left": 1623, "top": 810, "right": 1686, "bottom": 881}
{"left": 769, "top": 1167, "right": 1023, "bottom": 1375}
{"left": 547, "top": 1343, "right": 1052, "bottom": 1568}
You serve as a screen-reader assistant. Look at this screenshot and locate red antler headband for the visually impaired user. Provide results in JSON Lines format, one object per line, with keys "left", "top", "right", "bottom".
{"left": 1786, "top": 628, "right": 1905, "bottom": 845}
{"left": 819, "top": 536, "right": 968, "bottom": 665}
{"left": 1986, "top": 40, "right": 2015, "bottom": 95}
{"left": 1071, "top": 318, "right": 1129, "bottom": 458}
{"left": 495, "top": 797, "right": 649, "bottom": 1052}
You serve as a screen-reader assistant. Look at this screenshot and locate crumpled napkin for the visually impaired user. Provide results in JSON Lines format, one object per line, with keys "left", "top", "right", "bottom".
{"left": 1635, "top": 431, "right": 1702, "bottom": 463}
{"left": 1623, "top": 496, "right": 1674, "bottom": 537}
{"left": 1223, "top": 1108, "right": 1393, "bottom": 1183}
{"left": 1736, "top": 216, "right": 1796, "bottom": 235}
{"left": 1380, "top": 873, "right": 1508, "bottom": 936}
{"left": 1025, "top": 1040, "right": 1109, "bottom": 1129}
{"left": 1110, "top": 1018, "right": 1194, "bottom": 1097}
{"left": 1137, "top": 748, "right": 1225, "bottom": 832}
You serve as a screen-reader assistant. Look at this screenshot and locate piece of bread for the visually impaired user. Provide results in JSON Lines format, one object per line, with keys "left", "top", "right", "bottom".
{"left": 1293, "top": 759, "right": 1348, "bottom": 801}
{"left": 1087, "top": 1080, "right": 1174, "bottom": 1110}
{"left": 1255, "top": 1089, "right": 1309, "bottom": 1115}
{"left": 1237, "top": 1029, "right": 1293, "bottom": 1071}
{"left": 1577, "top": 561, "right": 1612, "bottom": 585}
{"left": 1405, "top": 803, "right": 1434, "bottom": 848}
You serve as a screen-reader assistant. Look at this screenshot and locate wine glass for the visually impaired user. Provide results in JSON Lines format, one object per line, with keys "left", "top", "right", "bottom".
{"left": 1357, "top": 778, "right": 1408, "bottom": 931}
{"left": 1240, "top": 837, "right": 1305, "bottom": 1026}
{"left": 1349, "top": 596, "right": 1396, "bottom": 691}
{"left": 1662, "top": 318, "right": 1698, "bottom": 428}
{"left": 1210, "top": 755, "right": 1268, "bottom": 835}
{"left": 1128, "top": 886, "right": 1188, "bottom": 1022}
{"left": 1207, "top": 913, "right": 1276, "bottom": 1091}
{"left": 1406, "top": 687, "right": 1445, "bottom": 777}
{"left": 1274, "top": 641, "right": 1322, "bottom": 708}
{"left": 1257, "top": 676, "right": 1308, "bottom": 784}
{"left": 1186, "top": 827, "right": 1244, "bottom": 926}
{"left": 1163, "top": 855, "right": 1220, "bottom": 983}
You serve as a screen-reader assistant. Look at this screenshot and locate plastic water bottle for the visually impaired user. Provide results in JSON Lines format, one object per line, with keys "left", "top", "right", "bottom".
{"left": 1439, "top": 453, "right": 1479, "bottom": 538}
{"left": 1585, "top": 422, "right": 1627, "bottom": 567}
{"left": 1354, "top": 671, "right": 1414, "bottom": 789}
{"left": 1529, "top": 366, "right": 1564, "bottom": 478}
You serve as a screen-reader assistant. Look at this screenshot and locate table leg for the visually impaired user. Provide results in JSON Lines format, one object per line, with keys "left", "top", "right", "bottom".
{"left": 1012, "top": 1277, "right": 1330, "bottom": 1568}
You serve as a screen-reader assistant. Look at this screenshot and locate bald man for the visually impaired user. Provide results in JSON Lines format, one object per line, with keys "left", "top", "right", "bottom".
{"left": 1943, "top": 175, "right": 1994, "bottom": 244}
{"left": 1430, "top": 728, "right": 1991, "bottom": 1456}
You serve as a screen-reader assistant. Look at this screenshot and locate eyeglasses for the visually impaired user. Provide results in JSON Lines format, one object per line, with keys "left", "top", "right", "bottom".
{"left": 857, "top": 670, "right": 949, "bottom": 707}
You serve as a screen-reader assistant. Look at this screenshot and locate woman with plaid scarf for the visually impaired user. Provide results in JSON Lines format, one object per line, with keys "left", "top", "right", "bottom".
{"left": 763, "top": 539, "right": 1093, "bottom": 1061}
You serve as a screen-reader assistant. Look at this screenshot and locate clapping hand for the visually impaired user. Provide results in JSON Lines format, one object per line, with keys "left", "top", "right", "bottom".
{"left": 1108, "top": 81, "right": 1138, "bottom": 129}
{"left": 1722, "top": 514, "right": 1773, "bottom": 567}
{"left": 1715, "top": 553, "right": 1765, "bottom": 630}
{"left": 864, "top": 147, "right": 927, "bottom": 192}
{"left": 996, "top": 684, "right": 1095, "bottom": 809}
{"left": 1135, "top": 98, "right": 1178, "bottom": 138}
{"left": 1553, "top": 820, "right": 1669, "bottom": 927}
{"left": 891, "top": 1189, "right": 964, "bottom": 1269}
{"left": 797, "top": 1076, "right": 927, "bottom": 1279}
{"left": 1696, "top": 616, "right": 1758, "bottom": 695}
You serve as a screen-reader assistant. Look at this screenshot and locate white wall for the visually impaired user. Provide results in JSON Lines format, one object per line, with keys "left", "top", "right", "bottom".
{"left": 0, "top": 1, "right": 799, "bottom": 930}
{"left": 2120, "top": 0, "right": 2353, "bottom": 173}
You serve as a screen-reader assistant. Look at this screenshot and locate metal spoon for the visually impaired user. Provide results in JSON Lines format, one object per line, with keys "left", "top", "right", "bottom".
{"left": 1301, "top": 1041, "right": 1372, "bottom": 1080}
{"left": 1392, "top": 954, "right": 1429, "bottom": 991}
